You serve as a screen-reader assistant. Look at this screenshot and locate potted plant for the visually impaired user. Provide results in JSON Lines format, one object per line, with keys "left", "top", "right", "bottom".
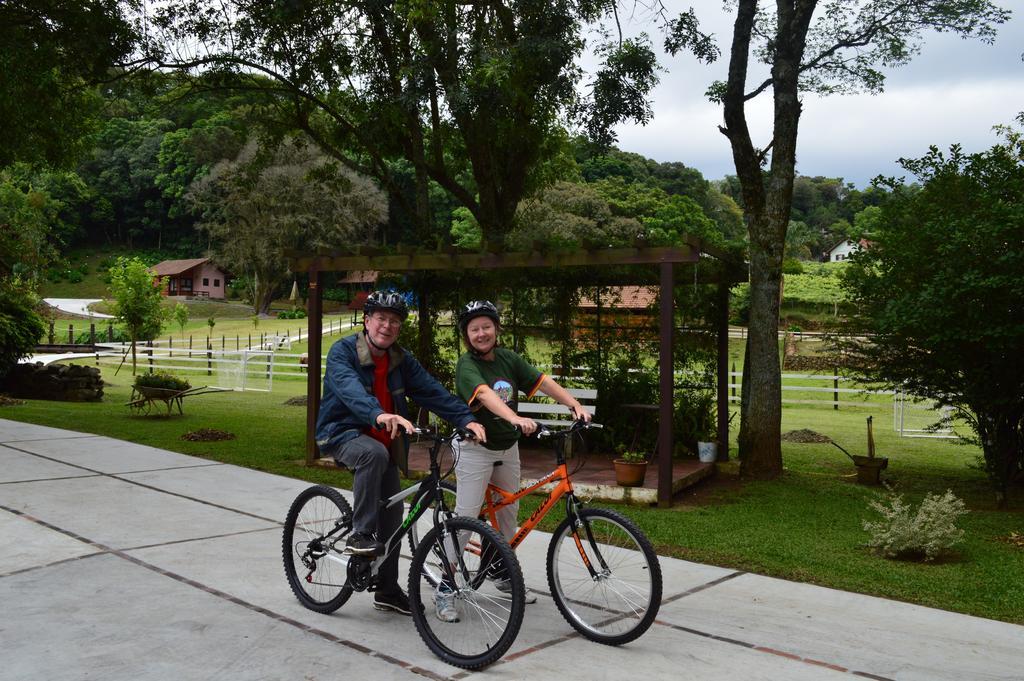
{"left": 613, "top": 445, "right": 649, "bottom": 487}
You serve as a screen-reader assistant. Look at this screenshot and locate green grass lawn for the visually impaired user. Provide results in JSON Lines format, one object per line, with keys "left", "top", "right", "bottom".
{"left": 3, "top": 359, "right": 1021, "bottom": 624}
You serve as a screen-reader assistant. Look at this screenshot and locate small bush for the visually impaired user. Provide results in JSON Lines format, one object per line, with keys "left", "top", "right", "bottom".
{"left": 862, "top": 489, "right": 967, "bottom": 561}
{"left": 66, "top": 270, "right": 84, "bottom": 283}
{"left": 134, "top": 372, "right": 191, "bottom": 392}
{"left": 277, "top": 308, "right": 307, "bottom": 319}
{"left": 615, "top": 445, "right": 648, "bottom": 463}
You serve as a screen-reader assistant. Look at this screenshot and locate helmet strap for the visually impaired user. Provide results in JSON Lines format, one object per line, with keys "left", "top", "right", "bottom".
{"left": 363, "top": 328, "right": 389, "bottom": 353}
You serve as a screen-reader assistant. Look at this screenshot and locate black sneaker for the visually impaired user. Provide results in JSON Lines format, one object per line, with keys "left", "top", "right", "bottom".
{"left": 373, "top": 589, "right": 411, "bottom": 615}
{"left": 344, "top": 532, "right": 383, "bottom": 556}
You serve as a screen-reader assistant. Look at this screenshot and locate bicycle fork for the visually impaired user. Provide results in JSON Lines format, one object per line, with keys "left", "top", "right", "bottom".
{"left": 566, "top": 497, "right": 609, "bottom": 580}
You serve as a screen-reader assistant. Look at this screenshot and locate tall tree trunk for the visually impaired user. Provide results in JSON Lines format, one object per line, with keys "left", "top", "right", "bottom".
{"left": 723, "top": 0, "right": 814, "bottom": 478}
{"left": 739, "top": 220, "right": 784, "bottom": 477}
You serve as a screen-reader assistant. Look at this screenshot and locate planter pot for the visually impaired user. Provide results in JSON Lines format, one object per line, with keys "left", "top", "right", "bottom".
{"left": 697, "top": 441, "right": 718, "bottom": 463}
{"left": 851, "top": 455, "right": 889, "bottom": 485}
{"left": 613, "top": 459, "right": 647, "bottom": 487}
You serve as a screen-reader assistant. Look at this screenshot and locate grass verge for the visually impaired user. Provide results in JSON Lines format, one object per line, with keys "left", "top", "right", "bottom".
{"left": 1, "top": 365, "right": 1021, "bottom": 624}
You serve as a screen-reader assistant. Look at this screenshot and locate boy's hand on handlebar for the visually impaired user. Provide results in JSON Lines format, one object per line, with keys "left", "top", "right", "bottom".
{"left": 570, "top": 404, "right": 592, "bottom": 423}
{"left": 375, "top": 413, "right": 415, "bottom": 438}
{"left": 465, "top": 421, "right": 487, "bottom": 443}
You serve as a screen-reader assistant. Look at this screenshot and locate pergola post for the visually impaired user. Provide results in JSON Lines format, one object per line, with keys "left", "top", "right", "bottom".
{"left": 717, "top": 281, "right": 730, "bottom": 460}
{"left": 658, "top": 261, "right": 674, "bottom": 508}
{"left": 306, "top": 268, "right": 323, "bottom": 465}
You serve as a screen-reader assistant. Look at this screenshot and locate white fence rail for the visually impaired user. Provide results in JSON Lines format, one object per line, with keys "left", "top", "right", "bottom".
{"left": 87, "top": 347, "right": 959, "bottom": 439}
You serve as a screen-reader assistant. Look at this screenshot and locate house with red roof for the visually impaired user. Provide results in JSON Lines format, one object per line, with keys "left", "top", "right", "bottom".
{"left": 150, "top": 258, "right": 229, "bottom": 298}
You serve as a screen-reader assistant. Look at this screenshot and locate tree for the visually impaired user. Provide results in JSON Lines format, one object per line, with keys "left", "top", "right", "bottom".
{"left": 78, "top": 117, "right": 174, "bottom": 248}
{"left": 188, "top": 138, "right": 388, "bottom": 314}
{"left": 0, "top": 1, "right": 138, "bottom": 168}
{"left": 666, "top": 0, "right": 1010, "bottom": 478}
{"left": 109, "top": 256, "right": 167, "bottom": 375}
{"left": 840, "top": 127, "right": 1024, "bottom": 506}
{"left": 173, "top": 302, "right": 189, "bottom": 336}
{"left": 0, "top": 281, "right": 45, "bottom": 379}
{"left": 144, "top": 1, "right": 661, "bottom": 243}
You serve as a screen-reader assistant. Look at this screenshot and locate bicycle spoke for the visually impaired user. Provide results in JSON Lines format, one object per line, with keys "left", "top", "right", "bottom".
{"left": 547, "top": 509, "right": 661, "bottom": 644}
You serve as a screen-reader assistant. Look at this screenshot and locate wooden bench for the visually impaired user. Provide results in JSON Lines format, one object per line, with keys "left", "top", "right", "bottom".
{"left": 516, "top": 387, "right": 597, "bottom": 427}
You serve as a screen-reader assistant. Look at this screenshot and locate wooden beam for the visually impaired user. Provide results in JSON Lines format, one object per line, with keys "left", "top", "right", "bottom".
{"left": 717, "top": 281, "right": 730, "bottom": 461}
{"left": 287, "top": 244, "right": 702, "bottom": 273}
{"left": 658, "top": 261, "right": 674, "bottom": 508}
{"left": 306, "top": 268, "right": 323, "bottom": 465}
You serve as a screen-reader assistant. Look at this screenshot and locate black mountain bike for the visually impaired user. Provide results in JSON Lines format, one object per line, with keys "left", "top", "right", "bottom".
{"left": 282, "top": 428, "right": 525, "bottom": 670}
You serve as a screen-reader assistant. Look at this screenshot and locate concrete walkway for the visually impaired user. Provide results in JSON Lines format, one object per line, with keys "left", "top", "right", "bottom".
{"left": 1, "top": 418, "right": 1020, "bottom": 681}
{"left": 44, "top": 298, "right": 114, "bottom": 319}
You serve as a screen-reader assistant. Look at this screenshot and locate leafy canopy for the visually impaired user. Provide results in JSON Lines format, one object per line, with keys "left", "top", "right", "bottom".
{"left": 840, "top": 122, "right": 1024, "bottom": 501}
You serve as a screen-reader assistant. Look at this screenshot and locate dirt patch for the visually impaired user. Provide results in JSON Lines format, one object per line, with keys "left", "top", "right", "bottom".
{"left": 781, "top": 428, "right": 832, "bottom": 443}
{"left": 283, "top": 396, "right": 307, "bottom": 406}
{"left": 673, "top": 466, "right": 746, "bottom": 508}
{"left": 181, "top": 428, "right": 236, "bottom": 442}
{"left": 997, "top": 531, "right": 1024, "bottom": 550}
{"left": 0, "top": 394, "right": 25, "bottom": 406}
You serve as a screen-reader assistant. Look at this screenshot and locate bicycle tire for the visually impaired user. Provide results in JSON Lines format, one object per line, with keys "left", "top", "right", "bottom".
{"left": 282, "top": 485, "right": 354, "bottom": 614}
{"left": 408, "top": 516, "right": 525, "bottom": 669}
{"left": 546, "top": 507, "right": 662, "bottom": 645}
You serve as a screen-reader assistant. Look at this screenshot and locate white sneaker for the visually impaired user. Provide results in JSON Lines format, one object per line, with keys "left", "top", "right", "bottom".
{"left": 435, "top": 586, "right": 459, "bottom": 623}
{"left": 494, "top": 577, "right": 537, "bottom": 604}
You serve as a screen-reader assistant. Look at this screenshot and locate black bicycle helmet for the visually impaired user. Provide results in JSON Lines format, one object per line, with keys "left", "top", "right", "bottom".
{"left": 458, "top": 300, "right": 500, "bottom": 335}
{"left": 363, "top": 290, "right": 409, "bottom": 320}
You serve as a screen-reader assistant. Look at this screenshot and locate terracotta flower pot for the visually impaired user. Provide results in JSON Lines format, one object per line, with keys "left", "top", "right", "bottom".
{"left": 614, "top": 459, "right": 647, "bottom": 487}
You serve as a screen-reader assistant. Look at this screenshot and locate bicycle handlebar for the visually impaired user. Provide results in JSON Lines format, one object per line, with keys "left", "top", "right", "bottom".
{"left": 409, "top": 426, "right": 475, "bottom": 442}
{"left": 537, "top": 420, "right": 603, "bottom": 439}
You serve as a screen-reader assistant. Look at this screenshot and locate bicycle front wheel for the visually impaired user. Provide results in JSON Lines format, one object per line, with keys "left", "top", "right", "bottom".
{"left": 409, "top": 516, "right": 525, "bottom": 669}
{"left": 282, "top": 485, "right": 354, "bottom": 614}
{"left": 547, "top": 507, "right": 662, "bottom": 645}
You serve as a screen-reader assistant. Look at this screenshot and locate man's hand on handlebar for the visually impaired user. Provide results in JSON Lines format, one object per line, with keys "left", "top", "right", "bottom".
{"left": 465, "top": 421, "right": 487, "bottom": 443}
{"left": 375, "top": 413, "right": 416, "bottom": 438}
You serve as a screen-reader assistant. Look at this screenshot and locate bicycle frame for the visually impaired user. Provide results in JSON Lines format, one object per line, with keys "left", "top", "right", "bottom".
{"left": 476, "top": 424, "right": 612, "bottom": 580}
{"left": 348, "top": 433, "right": 463, "bottom": 587}
{"left": 483, "top": 460, "right": 576, "bottom": 550}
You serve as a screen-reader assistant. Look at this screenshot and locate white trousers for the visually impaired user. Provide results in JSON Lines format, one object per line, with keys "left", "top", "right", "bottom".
{"left": 454, "top": 439, "right": 521, "bottom": 543}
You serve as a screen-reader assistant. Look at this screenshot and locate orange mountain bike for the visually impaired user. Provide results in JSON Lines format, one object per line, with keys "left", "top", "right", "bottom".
{"left": 410, "top": 420, "right": 662, "bottom": 645}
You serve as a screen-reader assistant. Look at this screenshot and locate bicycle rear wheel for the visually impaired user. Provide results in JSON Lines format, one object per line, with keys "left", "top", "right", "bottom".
{"left": 409, "top": 516, "right": 525, "bottom": 669}
{"left": 282, "top": 485, "right": 354, "bottom": 614}
{"left": 547, "top": 507, "right": 662, "bottom": 645}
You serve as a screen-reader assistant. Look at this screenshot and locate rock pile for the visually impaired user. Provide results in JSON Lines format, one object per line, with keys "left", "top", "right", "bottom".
{"left": 1, "top": 363, "right": 104, "bottom": 401}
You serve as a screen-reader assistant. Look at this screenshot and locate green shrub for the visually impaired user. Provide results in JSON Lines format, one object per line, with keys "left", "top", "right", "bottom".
{"left": 134, "top": 372, "right": 191, "bottom": 392}
{"left": 323, "top": 287, "right": 350, "bottom": 303}
{"left": 66, "top": 270, "right": 83, "bottom": 283}
{"left": 862, "top": 489, "right": 967, "bottom": 561}
{"left": 614, "top": 445, "right": 648, "bottom": 463}
{"left": 75, "top": 326, "right": 131, "bottom": 344}
{"left": 782, "top": 258, "right": 805, "bottom": 274}
{"left": 277, "top": 308, "right": 307, "bottom": 319}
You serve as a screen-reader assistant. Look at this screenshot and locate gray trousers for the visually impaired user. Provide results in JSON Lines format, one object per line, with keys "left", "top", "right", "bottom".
{"left": 454, "top": 439, "right": 522, "bottom": 543}
{"left": 329, "top": 435, "right": 402, "bottom": 594}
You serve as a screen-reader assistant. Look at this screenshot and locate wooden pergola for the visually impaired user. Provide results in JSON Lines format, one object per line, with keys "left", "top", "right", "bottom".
{"left": 288, "top": 241, "right": 746, "bottom": 508}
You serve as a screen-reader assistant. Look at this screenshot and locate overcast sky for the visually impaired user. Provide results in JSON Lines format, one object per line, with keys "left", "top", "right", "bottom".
{"left": 603, "top": 1, "right": 1024, "bottom": 187}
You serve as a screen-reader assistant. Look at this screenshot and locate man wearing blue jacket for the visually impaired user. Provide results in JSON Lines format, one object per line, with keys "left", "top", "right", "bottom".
{"left": 316, "top": 291, "right": 486, "bottom": 615}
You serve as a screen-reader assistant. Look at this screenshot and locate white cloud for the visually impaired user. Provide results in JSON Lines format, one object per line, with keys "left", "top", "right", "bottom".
{"left": 605, "top": 1, "right": 1024, "bottom": 186}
